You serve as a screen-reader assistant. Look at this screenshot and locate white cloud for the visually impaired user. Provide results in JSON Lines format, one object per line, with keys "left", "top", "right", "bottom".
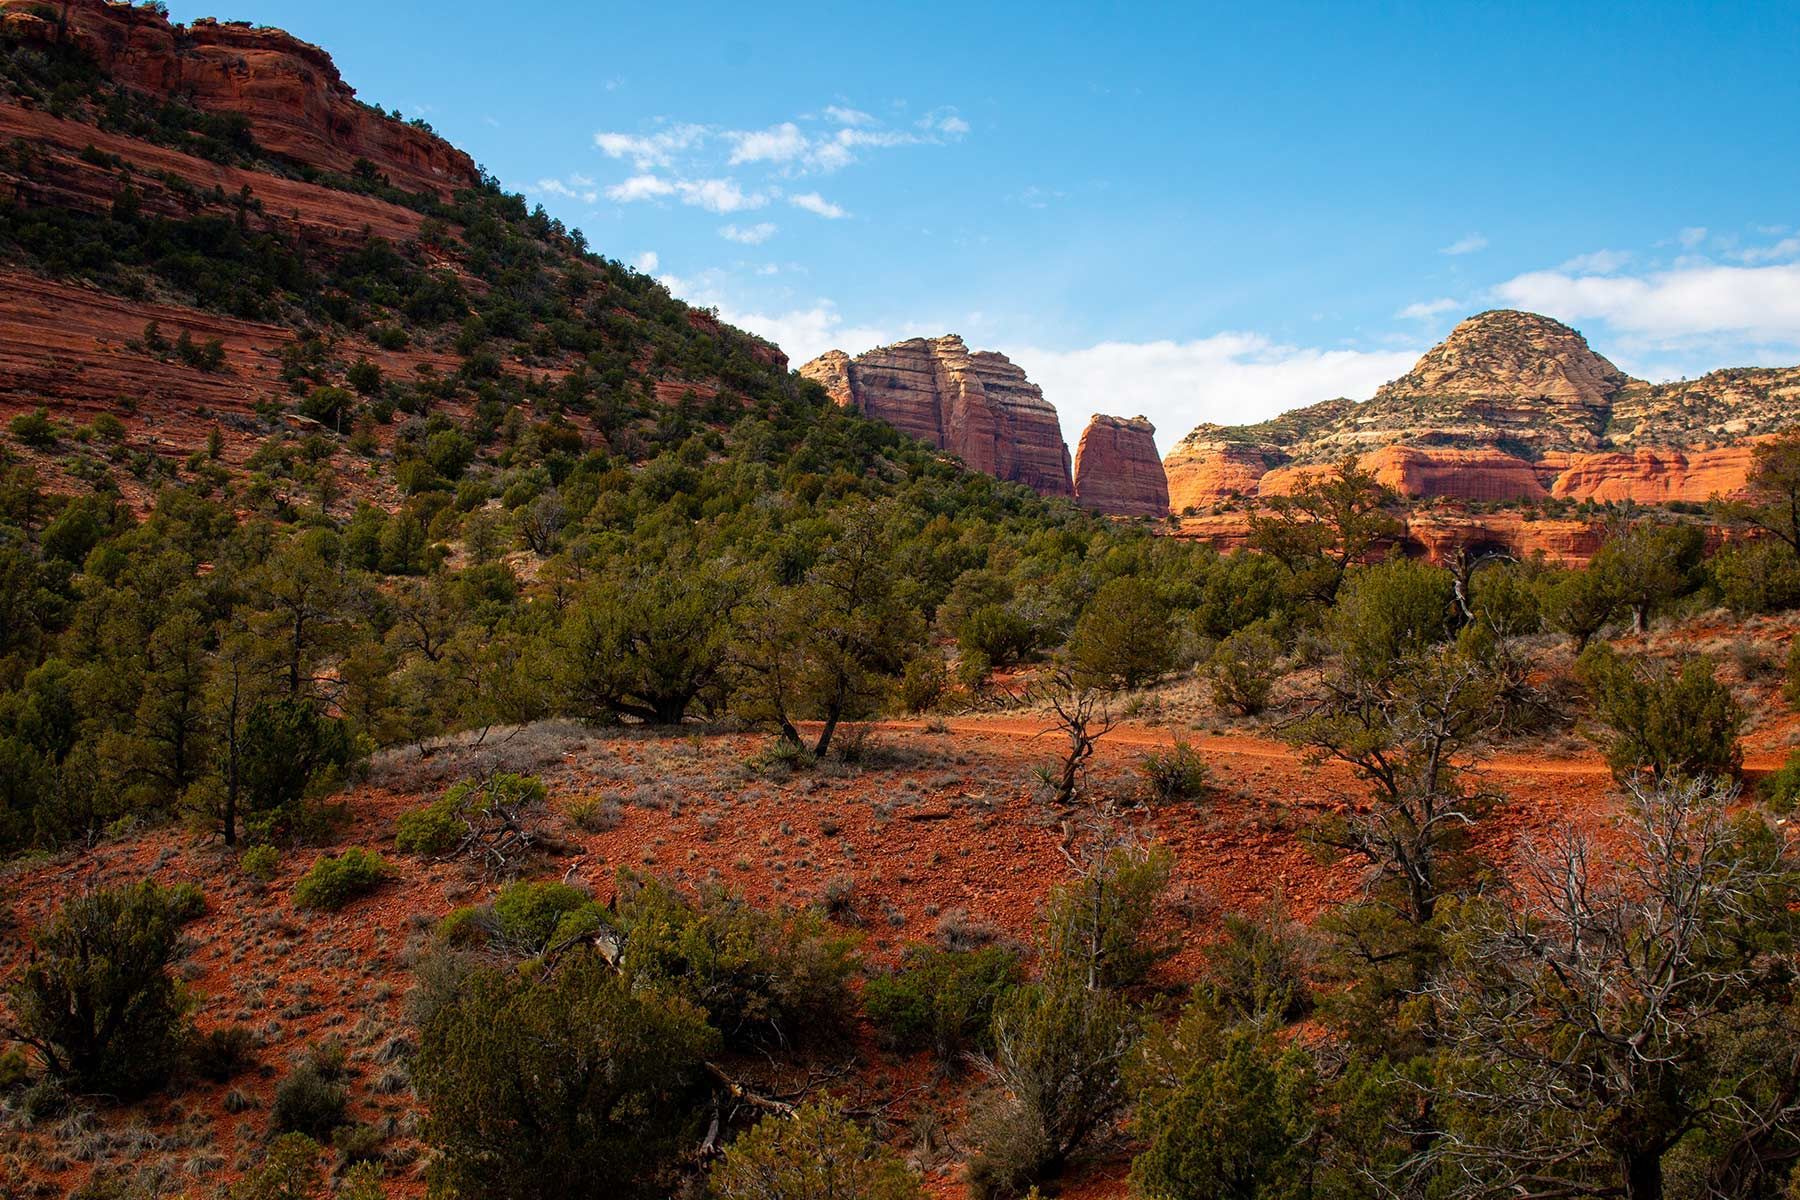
{"left": 1493, "top": 262, "right": 1800, "bottom": 342}
{"left": 1734, "top": 236, "right": 1800, "bottom": 265}
{"left": 592, "top": 123, "right": 707, "bottom": 170}
{"left": 1006, "top": 336, "right": 1422, "bottom": 457}
{"left": 823, "top": 105, "right": 876, "bottom": 126}
{"left": 605, "top": 174, "right": 677, "bottom": 202}
{"left": 790, "top": 191, "right": 848, "bottom": 219}
{"left": 915, "top": 107, "right": 971, "bottom": 137}
{"left": 1397, "top": 297, "right": 1460, "bottom": 320}
{"left": 1440, "top": 233, "right": 1489, "bottom": 256}
{"left": 720, "top": 222, "right": 777, "bottom": 245}
{"left": 532, "top": 177, "right": 600, "bottom": 204}
{"left": 1678, "top": 226, "right": 1709, "bottom": 248}
{"left": 727, "top": 122, "right": 808, "bottom": 165}
{"left": 676, "top": 178, "right": 767, "bottom": 213}
{"left": 633, "top": 251, "right": 659, "bottom": 273}
{"left": 1558, "top": 249, "right": 1632, "bottom": 274}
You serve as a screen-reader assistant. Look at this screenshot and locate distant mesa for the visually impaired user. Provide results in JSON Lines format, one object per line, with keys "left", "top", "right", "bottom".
{"left": 1164, "top": 309, "right": 1800, "bottom": 512}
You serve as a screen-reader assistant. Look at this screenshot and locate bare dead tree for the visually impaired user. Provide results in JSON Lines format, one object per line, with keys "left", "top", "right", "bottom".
{"left": 440, "top": 770, "right": 547, "bottom": 876}
{"left": 1418, "top": 775, "right": 1799, "bottom": 1200}
{"left": 1029, "top": 664, "right": 1120, "bottom": 810}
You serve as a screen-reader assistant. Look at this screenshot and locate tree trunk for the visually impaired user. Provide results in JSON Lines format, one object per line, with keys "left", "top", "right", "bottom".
{"left": 1621, "top": 1149, "right": 1663, "bottom": 1200}
{"left": 814, "top": 706, "right": 841, "bottom": 758}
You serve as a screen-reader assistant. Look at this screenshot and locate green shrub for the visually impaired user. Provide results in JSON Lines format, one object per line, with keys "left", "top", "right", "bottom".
{"left": 864, "top": 944, "right": 1022, "bottom": 1061}
{"left": 191, "top": 1024, "right": 258, "bottom": 1082}
{"left": 964, "top": 973, "right": 1135, "bottom": 1199}
{"left": 298, "top": 385, "right": 355, "bottom": 428}
{"left": 1068, "top": 577, "right": 1177, "bottom": 690}
{"left": 229, "top": 1133, "right": 324, "bottom": 1200}
{"left": 711, "top": 1101, "right": 925, "bottom": 1200}
{"left": 8, "top": 407, "right": 59, "bottom": 448}
{"left": 1711, "top": 539, "right": 1800, "bottom": 615}
{"left": 292, "top": 848, "right": 389, "bottom": 910}
{"left": 1195, "top": 908, "right": 1314, "bottom": 1023}
{"left": 1326, "top": 558, "right": 1457, "bottom": 681}
{"left": 957, "top": 604, "right": 1040, "bottom": 668}
{"left": 1206, "top": 625, "right": 1282, "bottom": 716}
{"left": 566, "top": 796, "right": 622, "bottom": 832}
{"left": 899, "top": 650, "right": 948, "bottom": 714}
{"left": 1041, "top": 843, "right": 1174, "bottom": 991}
{"left": 1761, "top": 750, "right": 1800, "bottom": 814}
{"left": 490, "top": 879, "right": 604, "bottom": 952}
{"left": 393, "top": 798, "right": 462, "bottom": 856}
{"left": 239, "top": 844, "right": 279, "bottom": 882}
{"left": 614, "top": 871, "right": 859, "bottom": 1048}
{"left": 6, "top": 880, "right": 199, "bottom": 1095}
{"left": 1139, "top": 739, "right": 1210, "bottom": 804}
{"left": 272, "top": 1042, "right": 348, "bottom": 1139}
{"left": 415, "top": 951, "right": 717, "bottom": 1200}
{"left": 1129, "top": 1012, "right": 1315, "bottom": 1200}
{"left": 1577, "top": 645, "right": 1743, "bottom": 783}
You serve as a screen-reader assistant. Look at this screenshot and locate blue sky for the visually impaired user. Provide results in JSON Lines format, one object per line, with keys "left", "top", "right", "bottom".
{"left": 170, "top": 1, "right": 1800, "bottom": 452}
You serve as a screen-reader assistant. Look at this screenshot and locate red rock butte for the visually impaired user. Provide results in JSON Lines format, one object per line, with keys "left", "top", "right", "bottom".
{"left": 800, "top": 334, "right": 1077, "bottom": 498}
{"left": 1073, "top": 414, "right": 1169, "bottom": 517}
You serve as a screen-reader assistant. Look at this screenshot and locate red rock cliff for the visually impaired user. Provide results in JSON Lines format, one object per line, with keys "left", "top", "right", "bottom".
{"left": 0, "top": 0, "right": 478, "bottom": 196}
{"left": 801, "top": 335, "right": 1075, "bottom": 498}
{"left": 1073, "top": 415, "right": 1169, "bottom": 517}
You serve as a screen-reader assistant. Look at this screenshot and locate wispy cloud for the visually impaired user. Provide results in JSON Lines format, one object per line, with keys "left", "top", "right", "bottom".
{"left": 1558, "top": 249, "right": 1632, "bottom": 274}
{"left": 790, "top": 192, "right": 848, "bottom": 219}
{"left": 532, "top": 177, "right": 599, "bottom": 204}
{"left": 592, "top": 123, "right": 707, "bottom": 170}
{"left": 605, "top": 174, "right": 677, "bottom": 202}
{"left": 720, "top": 222, "right": 778, "bottom": 245}
{"left": 1397, "top": 297, "right": 1459, "bottom": 320}
{"left": 633, "top": 251, "right": 659, "bottom": 273}
{"left": 1440, "top": 233, "right": 1489, "bottom": 256}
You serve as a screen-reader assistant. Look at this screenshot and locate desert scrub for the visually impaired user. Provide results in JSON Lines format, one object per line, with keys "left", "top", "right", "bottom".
{"left": 1138, "top": 739, "right": 1210, "bottom": 803}
{"left": 239, "top": 844, "right": 279, "bottom": 882}
{"left": 566, "top": 796, "right": 623, "bottom": 832}
{"left": 292, "top": 848, "right": 389, "bottom": 910}
{"left": 864, "top": 944, "right": 1023, "bottom": 1061}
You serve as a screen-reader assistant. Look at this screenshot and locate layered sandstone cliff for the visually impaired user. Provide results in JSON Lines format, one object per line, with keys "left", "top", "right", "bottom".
{"left": 1072, "top": 415, "right": 1169, "bottom": 517}
{"left": 1164, "top": 310, "right": 1800, "bottom": 512}
{"left": 0, "top": 0, "right": 478, "bottom": 196}
{"left": 801, "top": 336, "right": 1075, "bottom": 498}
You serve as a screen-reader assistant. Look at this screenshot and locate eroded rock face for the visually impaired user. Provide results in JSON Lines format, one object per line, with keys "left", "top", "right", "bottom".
{"left": 1073, "top": 415, "right": 1169, "bottom": 516}
{"left": 1164, "top": 310, "right": 1799, "bottom": 511}
{"left": 800, "top": 336, "right": 1074, "bottom": 498}
{"left": 0, "top": 0, "right": 479, "bottom": 196}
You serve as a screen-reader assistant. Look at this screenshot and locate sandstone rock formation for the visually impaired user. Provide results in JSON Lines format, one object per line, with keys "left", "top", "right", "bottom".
{"left": 1164, "top": 310, "right": 1800, "bottom": 511}
{"left": 801, "top": 336, "right": 1075, "bottom": 498}
{"left": 1072, "top": 415, "right": 1169, "bottom": 517}
{"left": 0, "top": 0, "right": 478, "bottom": 197}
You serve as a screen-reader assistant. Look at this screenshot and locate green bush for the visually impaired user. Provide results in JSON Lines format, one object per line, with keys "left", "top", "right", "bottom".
{"left": 1326, "top": 558, "right": 1457, "bottom": 681}
{"left": 1041, "top": 843, "right": 1174, "bottom": 991}
{"left": 899, "top": 650, "right": 948, "bottom": 714}
{"left": 864, "top": 944, "right": 1022, "bottom": 1061}
{"left": 1577, "top": 645, "right": 1743, "bottom": 783}
{"left": 239, "top": 844, "right": 279, "bottom": 882}
{"left": 1139, "top": 739, "right": 1210, "bottom": 804}
{"left": 229, "top": 1133, "right": 325, "bottom": 1200}
{"left": 1761, "top": 749, "right": 1800, "bottom": 814}
{"left": 1712, "top": 539, "right": 1800, "bottom": 615}
{"left": 8, "top": 407, "right": 59, "bottom": 448}
{"left": 191, "top": 1024, "right": 258, "bottom": 1082}
{"left": 1195, "top": 908, "right": 1314, "bottom": 1023}
{"left": 614, "top": 871, "right": 859, "bottom": 1049}
{"left": 272, "top": 1042, "right": 349, "bottom": 1139}
{"left": 415, "top": 951, "right": 717, "bottom": 1200}
{"left": 1206, "top": 625, "right": 1282, "bottom": 716}
{"left": 711, "top": 1102, "right": 925, "bottom": 1200}
{"left": 292, "top": 847, "right": 389, "bottom": 910}
{"left": 1129, "top": 1012, "right": 1315, "bottom": 1200}
{"left": 393, "top": 798, "right": 461, "bottom": 856}
{"left": 489, "top": 879, "right": 604, "bottom": 952}
{"left": 957, "top": 604, "right": 1040, "bottom": 668}
{"left": 964, "top": 973, "right": 1136, "bottom": 1199}
{"left": 6, "top": 880, "right": 199, "bottom": 1096}
{"left": 1068, "top": 577, "right": 1177, "bottom": 690}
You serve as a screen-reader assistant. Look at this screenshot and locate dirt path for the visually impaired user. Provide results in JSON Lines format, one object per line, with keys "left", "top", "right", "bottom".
{"left": 856, "top": 715, "right": 1789, "bottom": 778}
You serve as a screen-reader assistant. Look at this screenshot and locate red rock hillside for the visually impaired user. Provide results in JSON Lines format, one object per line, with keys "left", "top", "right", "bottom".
{"left": 1072, "top": 414, "right": 1169, "bottom": 517}
{"left": 1, "top": 0, "right": 477, "bottom": 196}
{"left": 1164, "top": 309, "right": 1800, "bottom": 512}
